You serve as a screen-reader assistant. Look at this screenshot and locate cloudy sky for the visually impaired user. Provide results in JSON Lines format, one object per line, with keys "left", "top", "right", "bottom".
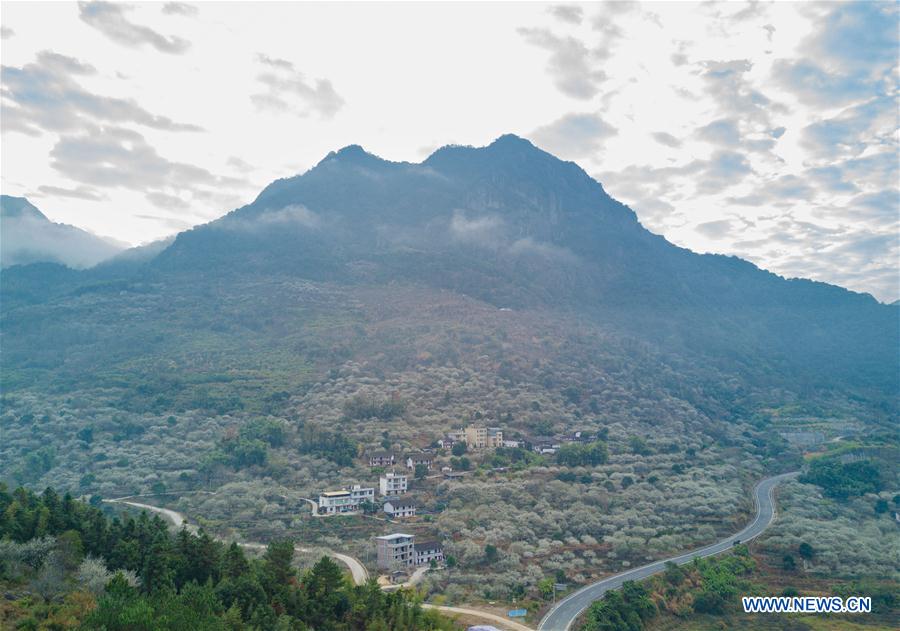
{"left": 1, "top": 2, "right": 898, "bottom": 301}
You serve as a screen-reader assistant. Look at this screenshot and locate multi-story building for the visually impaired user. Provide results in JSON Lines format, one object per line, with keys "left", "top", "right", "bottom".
{"left": 317, "top": 484, "right": 375, "bottom": 515}
{"left": 375, "top": 533, "right": 444, "bottom": 570}
{"left": 405, "top": 454, "right": 434, "bottom": 470}
{"left": 383, "top": 497, "right": 416, "bottom": 519}
{"left": 375, "top": 533, "right": 415, "bottom": 570}
{"left": 414, "top": 541, "right": 444, "bottom": 566}
{"left": 379, "top": 472, "right": 408, "bottom": 496}
{"left": 464, "top": 424, "right": 488, "bottom": 448}
{"left": 367, "top": 451, "right": 396, "bottom": 467}
{"left": 463, "top": 425, "right": 504, "bottom": 449}
{"left": 447, "top": 429, "right": 466, "bottom": 442}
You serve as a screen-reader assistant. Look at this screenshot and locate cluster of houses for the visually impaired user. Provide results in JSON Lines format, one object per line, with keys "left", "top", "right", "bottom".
{"left": 312, "top": 423, "right": 599, "bottom": 579}
{"left": 317, "top": 450, "right": 437, "bottom": 519}
{"left": 317, "top": 471, "right": 415, "bottom": 518}
{"left": 438, "top": 424, "right": 507, "bottom": 450}
{"left": 374, "top": 533, "right": 444, "bottom": 570}
{"left": 438, "top": 425, "right": 593, "bottom": 455}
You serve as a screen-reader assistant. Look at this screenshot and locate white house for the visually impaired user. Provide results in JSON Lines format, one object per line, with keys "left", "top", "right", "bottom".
{"left": 317, "top": 484, "right": 374, "bottom": 515}
{"left": 379, "top": 472, "right": 408, "bottom": 496}
{"left": 383, "top": 497, "right": 416, "bottom": 519}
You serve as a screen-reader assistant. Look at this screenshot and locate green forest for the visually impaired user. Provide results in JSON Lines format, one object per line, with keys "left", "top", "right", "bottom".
{"left": 0, "top": 485, "right": 455, "bottom": 630}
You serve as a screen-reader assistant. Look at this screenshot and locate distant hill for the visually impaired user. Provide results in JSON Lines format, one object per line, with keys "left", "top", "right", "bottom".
{"left": 1, "top": 135, "right": 897, "bottom": 419}
{"left": 0, "top": 195, "right": 125, "bottom": 269}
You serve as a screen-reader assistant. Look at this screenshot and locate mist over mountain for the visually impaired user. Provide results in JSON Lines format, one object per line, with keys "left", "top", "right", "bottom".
{"left": 0, "top": 195, "right": 125, "bottom": 269}
{"left": 2, "top": 135, "right": 897, "bottom": 415}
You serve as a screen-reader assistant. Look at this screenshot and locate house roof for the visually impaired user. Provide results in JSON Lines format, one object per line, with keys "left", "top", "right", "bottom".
{"left": 375, "top": 533, "right": 414, "bottom": 541}
{"left": 321, "top": 490, "right": 350, "bottom": 497}
{"left": 416, "top": 540, "right": 442, "bottom": 551}
{"left": 368, "top": 451, "right": 395, "bottom": 458}
{"left": 385, "top": 497, "right": 416, "bottom": 509}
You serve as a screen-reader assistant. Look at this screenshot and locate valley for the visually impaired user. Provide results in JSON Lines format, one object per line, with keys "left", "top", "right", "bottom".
{"left": 1, "top": 136, "right": 897, "bottom": 629}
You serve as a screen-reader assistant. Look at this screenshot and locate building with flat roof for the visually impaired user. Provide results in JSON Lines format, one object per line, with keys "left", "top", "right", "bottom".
{"left": 375, "top": 533, "right": 415, "bottom": 570}
{"left": 317, "top": 484, "right": 374, "bottom": 515}
{"left": 463, "top": 425, "right": 504, "bottom": 449}
{"left": 379, "top": 472, "right": 408, "bottom": 496}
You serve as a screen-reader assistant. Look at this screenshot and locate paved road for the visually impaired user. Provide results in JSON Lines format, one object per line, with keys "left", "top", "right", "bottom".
{"left": 422, "top": 604, "right": 534, "bottom": 631}
{"left": 105, "top": 499, "right": 195, "bottom": 533}
{"left": 104, "top": 497, "right": 369, "bottom": 584}
{"left": 538, "top": 471, "right": 799, "bottom": 631}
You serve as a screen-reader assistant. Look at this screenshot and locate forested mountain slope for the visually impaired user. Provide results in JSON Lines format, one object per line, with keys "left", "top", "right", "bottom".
{"left": 3, "top": 135, "right": 897, "bottom": 412}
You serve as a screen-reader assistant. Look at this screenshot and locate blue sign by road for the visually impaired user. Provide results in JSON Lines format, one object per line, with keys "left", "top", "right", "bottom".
{"left": 508, "top": 609, "right": 528, "bottom": 618}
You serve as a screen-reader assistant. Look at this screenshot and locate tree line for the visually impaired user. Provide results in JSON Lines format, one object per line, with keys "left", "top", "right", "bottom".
{"left": 0, "top": 485, "right": 455, "bottom": 630}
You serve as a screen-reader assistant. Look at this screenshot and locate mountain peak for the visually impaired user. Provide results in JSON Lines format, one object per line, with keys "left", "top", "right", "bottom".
{"left": 1, "top": 195, "right": 48, "bottom": 221}
{"left": 334, "top": 144, "right": 370, "bottom": 159}
{"left": 1, "top": 195, "right": 124, "bottom": 269}
{"left": 316, "top": 144, "right": 391, "bottom": 169}
{"left": 488, "top": 133, "right": 536, "bottom": 150}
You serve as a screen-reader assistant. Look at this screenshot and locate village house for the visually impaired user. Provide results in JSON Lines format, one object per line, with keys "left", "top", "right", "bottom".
{"left": 561, "top": 431, "right": 591, "bottom": 443}
{"left": 375, "top": 533, "right": 444, "bottom": 570}
{"left": 529, "top": 436, "right": 561, "bottom": 454}
{"left": 414, "top": 540, "right": 444, "bottom": 566}
{"left": 317, "top": 484, "right": 375, "bottom": 515}
{"left": 501, "top": 438, "right": 521, "bottom": 448}
{"left": 379, "top": 471, "right": 408, "bottom": 496}
{"left": 463, "top": 424, "right": 504, "bottom": 449}
{"left": 367, "top": 451, "right": 396, "bottom": 467}
{"left": 375, "top": 533, "right": 415, "bottom": 570}
{"left": 437, "top": 437, "right": 457, "bottom": 450}
{"left": 383, "top": 497, "right": 416, "bottom": 519}
{"left": 405, "top": 454, "right": 434, "bottom": 470}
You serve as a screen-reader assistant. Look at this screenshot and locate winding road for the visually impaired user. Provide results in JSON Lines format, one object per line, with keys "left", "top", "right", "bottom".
{"left": 537, "top": 471, "right": 799, "bottom": 631}
{"left": 102, "top": 497, "right": 369, "bottom": 584}
{"left": 105, "top": 471, "right": 796, "bottom": 631}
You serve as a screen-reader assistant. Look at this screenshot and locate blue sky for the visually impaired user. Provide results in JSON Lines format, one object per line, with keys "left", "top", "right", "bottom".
{"left": 1, "top": 1, "right": 898, "bottom": 301}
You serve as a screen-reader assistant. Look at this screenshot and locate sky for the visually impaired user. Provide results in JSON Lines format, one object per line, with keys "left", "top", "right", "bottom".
{"left": 1, "top": 1, "right": 898, "bottom": 302}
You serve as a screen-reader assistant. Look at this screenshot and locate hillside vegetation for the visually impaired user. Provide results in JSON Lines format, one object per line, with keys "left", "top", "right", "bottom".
{"left": 1, "top": 136, "right": 897, "bottom": 610}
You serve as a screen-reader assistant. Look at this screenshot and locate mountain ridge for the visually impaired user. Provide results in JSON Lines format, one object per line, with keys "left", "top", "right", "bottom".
{"left": 0, "top": 195, "right": 126, "bottom": 269}
{"left": 2, "top": 134, "right": 897, "bottom": 408}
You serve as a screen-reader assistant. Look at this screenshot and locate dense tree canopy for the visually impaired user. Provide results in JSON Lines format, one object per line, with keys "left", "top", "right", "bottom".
{"left": 0, "top": 485, "right": 454, "bottom": 630}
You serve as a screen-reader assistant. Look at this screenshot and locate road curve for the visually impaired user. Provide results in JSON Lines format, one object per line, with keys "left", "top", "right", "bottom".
{"left": 103, "top": 497, "right": 368, "bottom": 585}
{"left": 538, "top": 471, "right": 798, "bottom": 631}
{"left": 106, "top": 500, "right": 194, "bottom": 532}
{"left": 423, "top": 604, "right": 534, "bottom": 631}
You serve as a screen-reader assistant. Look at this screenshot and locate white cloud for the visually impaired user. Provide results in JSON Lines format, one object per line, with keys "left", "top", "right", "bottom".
{"left": 530, "top": 113, "right": 617, "bottom": 158}
{"left": 250, "top": 54, "right": 344, "bottom": 118}
{"left": 0, "top": 1, "right": 896, "bottom": 300}
{"left": 78, "top": 1, "right": 190, "bottom": 54}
